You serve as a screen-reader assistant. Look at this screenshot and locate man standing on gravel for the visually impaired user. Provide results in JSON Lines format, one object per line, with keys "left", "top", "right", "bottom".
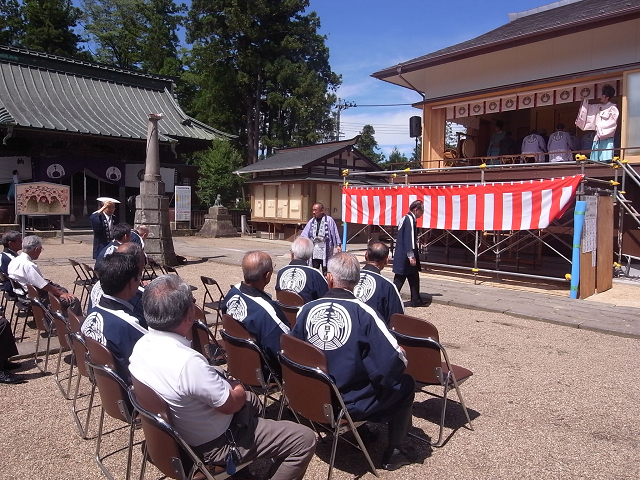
{"left": 301, "top": 203, "right": 341, "bottom": 274}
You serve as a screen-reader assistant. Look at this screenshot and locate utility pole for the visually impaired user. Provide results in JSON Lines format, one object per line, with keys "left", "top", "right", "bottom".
{"left": 335, "top": 98, "right": 356, "bottom": 140}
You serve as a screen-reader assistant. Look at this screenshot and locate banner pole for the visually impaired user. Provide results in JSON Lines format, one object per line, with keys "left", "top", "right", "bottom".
{"left": 342, "top": 221, "right": 347, "bottom": 251}
{"left": 570, "top": 200, "right": 586, "bottom": 299}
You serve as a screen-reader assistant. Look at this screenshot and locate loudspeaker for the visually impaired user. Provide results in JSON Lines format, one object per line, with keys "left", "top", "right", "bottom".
{"left": 409, "top": 116, "right": 422, "bottom": 138}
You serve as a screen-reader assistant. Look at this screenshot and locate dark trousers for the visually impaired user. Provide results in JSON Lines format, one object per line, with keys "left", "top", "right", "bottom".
{"left": 39, "top": 283, "right": 82, "bottom": 316}
{"left": 0, "top": 317, "right": 18, "bottom": 364}
{"left": 394, "top": 273, "right": 421, "bottom": 305}
{"left": 311, "top": 259, "right": 327, "bottom": 274}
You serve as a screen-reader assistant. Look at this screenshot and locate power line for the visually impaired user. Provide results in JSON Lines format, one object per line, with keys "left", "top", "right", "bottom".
{"left": 353, "top": 103, "right": 414, "bottom": 107}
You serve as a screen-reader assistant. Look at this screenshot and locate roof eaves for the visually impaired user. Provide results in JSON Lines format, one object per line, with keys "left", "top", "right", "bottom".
{"left": 372, "top": 3, "right": 640, "bottom": 79}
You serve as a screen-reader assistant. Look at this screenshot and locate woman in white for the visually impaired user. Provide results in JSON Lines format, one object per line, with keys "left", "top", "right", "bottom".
{"left": 591, "top": 84, "right": 619, "bottom": 162}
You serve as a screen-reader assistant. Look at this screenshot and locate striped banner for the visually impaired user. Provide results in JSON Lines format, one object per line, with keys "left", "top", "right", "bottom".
{"left": 342, "top": 175, "right": 583, "bottom": 231}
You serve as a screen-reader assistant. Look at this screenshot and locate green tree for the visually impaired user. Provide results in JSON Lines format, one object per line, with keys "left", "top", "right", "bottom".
{"left": 193, "top": 139, "right": 245, "bottom": 207}
{"left": 0, "top": 0, "right": 25, "bottom": 46}
{"left": 22, "top": 0, "right": 84, "bottom": 56}
{"left": 81, "top": 0, "right": 145, "bottom": 68}
{"left": 388, "top": 147, "right": 408, "bottom": 169}
{"left": 187, "top": 0, "right": 340, "bottom": 164}
{"left": 355, "top": 124, "right": 385, "bottom": 164}
{"left": 138, "top": 0, "right": 185, "bottom": 76}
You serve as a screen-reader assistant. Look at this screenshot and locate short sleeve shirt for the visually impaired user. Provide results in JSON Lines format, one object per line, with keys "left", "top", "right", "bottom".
{"left": 7, "top": 252, "right": 48, "bottom": 293}
{"left": 128, "top": 328, "right": 233, "bottom": 446}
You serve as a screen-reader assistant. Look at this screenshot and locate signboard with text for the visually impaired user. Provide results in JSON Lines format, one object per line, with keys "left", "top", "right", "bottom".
{"left": 175, "top": 185, "right": 191, "bottom": 222}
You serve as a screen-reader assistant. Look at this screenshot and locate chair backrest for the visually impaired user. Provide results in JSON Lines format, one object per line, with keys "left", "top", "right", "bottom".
{"left": 221, "top": 314, "right": 271, "bottom": 388}
{"left": 85, "top": 336, "right": 133, "bottom": 422}
{"left": 276, "top": 302, "right": 299, "bottom": 328}
{"left": 189, "top": 319, "right": 212, "bottom": 361}
{"left": 69, "top": 258, "right": 88, "bottom": 281}
{"left": 26, "top": 285, "right": 50, "bottom": 332}
{"left": 276, "top": 290, "right": 305, "bottom": 307}
{"left": 67, "top": 310, "right": 85, "bottom": 334}
{"left": 48, "top": 292, "right": 64, "bottom": 315}
{"left": 9, "top": 277, "right": 25, "bottom": 297}
{"left": 69, "top": 332, "right": 90, "bottom": 377}
{"left": 51, "top": 314, "right": 71, "bottom": 350}
{"left": 278, "top": 334, "right": 339, "bottom": 426}
{"left": 389, "top": 313, "right": 442, "bottom": 384}
{"left": 130, "top": 375, "right": 194, "bottom": 480}
{"left": 82, "top": 263, "right": 98, "bottom": 282}
{"left": 164, "top": 265, "right": 178, "bottom": 276}
{"left": 200, "top": 276, "right": 223, "bottom": 298}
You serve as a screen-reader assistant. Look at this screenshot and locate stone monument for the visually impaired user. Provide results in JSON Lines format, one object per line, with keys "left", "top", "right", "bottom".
{"left": 198, "top": 200, "right": 240, "bottom": 238}
{"left": 134, "top": 113, "right": 177, "bottom": 265}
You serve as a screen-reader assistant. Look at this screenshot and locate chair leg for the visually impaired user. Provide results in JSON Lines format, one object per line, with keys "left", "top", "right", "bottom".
{"left": 451, "top": 378, "right": 474, "bottom": 432}
{"left": 54, "top": 348, "right": 74, "bottom": 399}
{"left": 139, "top": 441, "right": 148, "bottom": 480}
{"left": 327, "top": 424, "right": 340, "bottom": 480}
{"left": 71, "top": 374, "right": 95, "bottom": 439}
{"left": 34, "top": 329, "right": 44, "bottom": 374}
{"left": 344, "top": 414, "right": 378, "bottom": 477}
{"left": 94, "top": 407, "right": 115, "bottom": 480}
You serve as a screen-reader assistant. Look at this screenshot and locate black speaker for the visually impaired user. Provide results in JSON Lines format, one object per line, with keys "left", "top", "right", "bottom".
{"left": 409, "top": 116, "right": 422, "bottom": 138}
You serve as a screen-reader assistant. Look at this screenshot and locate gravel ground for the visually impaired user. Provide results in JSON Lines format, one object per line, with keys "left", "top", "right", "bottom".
{"left": 1, "top": 237, "right": 639, "bottom": 480}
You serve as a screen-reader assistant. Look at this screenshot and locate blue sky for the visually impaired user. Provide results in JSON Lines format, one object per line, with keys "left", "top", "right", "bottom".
{"left": 306, "top": 0, "right": 549, "bottom": 157}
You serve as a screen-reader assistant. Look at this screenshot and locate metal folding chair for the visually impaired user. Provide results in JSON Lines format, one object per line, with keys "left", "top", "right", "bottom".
{"left": 67, "top": 312, "right": 95, "bottom": 439}
{"left": 8, "top": 277, "right": 31, "bottom": 341}
{"left": 189, "top": 306, "right": 226, "bottom": 366}
{"left": 200, "top": 276, "right": 224, "bottom": 334}
{"left": 221, "top": 314, "right": 284, "bottom": 417}
{"left": 26, "top": 285, "right": 54, "bottom": 374}
{"left": 277, "top": 334, "right": 378, "bottom": 479}
{"left": 390, "top": 313, "right": 474, "bottom": 447}
{"left": 130, "top": 375, "right": 248, "bottom": 480}
{"left": 85, "top": 336, "right": 138, "bottom": 480}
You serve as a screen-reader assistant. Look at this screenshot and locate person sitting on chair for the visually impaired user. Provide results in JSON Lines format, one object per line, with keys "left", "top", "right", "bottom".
{"left": 1, "top": 231, "right": 21, "bottom": 293}
{"left": 222, "top": 251, "right": 290, "bottom": 372}
{"left": 130, "top": 225, "right": 149, "bottom": 250}
{"left": 276, "top": 237, "right": 328, "bottom": 303}
{"left": 354, "top": 241, "right": 404, "bottom": 325}
{"left": 129, "top": 275, "right": 316, "bottom": 479}
{"left": 81, "top": 252, "right": 147, "bottom": 383}
{"left": 8, "top": 235, "right": 82, "bottom": 315}
{"left": 0, "top": 317, "right": 24, "bottom": 384}
{"left": 94, "top": 223, "right": 132, "bottom": 270}
{"left": 292, "top": 252, "right": 417, "bottom": 471}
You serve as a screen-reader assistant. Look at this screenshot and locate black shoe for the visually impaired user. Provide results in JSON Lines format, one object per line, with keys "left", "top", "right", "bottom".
{"left": 0, "top": 370, "right": 25, "bottom": 384}
{"left": 356, "top": 423, "right": 379, "bottom": 443}
{"left": 3, "top": 360, "right": 21, "bottom": 370}
{"left": 410, "top": 300, "right": 428, "bottom": 307}
{"left": 381, "top": 447, "right": 417, "bottom": 471}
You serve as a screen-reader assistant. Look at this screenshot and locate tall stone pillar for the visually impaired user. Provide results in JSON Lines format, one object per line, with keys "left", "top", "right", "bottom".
{"left": 135, "top": 113, "right": 177, "bottom": 265}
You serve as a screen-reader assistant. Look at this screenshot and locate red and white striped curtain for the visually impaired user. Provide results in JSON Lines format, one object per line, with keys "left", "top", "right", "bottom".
{"left": 342, "top": 175, "right": 583, "bottom": 231}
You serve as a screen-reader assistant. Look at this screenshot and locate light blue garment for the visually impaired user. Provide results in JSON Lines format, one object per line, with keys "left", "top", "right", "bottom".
{"left": 591, "top": 137, "right": 614, "bottom": 162}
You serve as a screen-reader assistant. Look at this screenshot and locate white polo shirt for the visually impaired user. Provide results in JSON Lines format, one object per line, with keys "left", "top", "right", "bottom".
{"left": 129, "top": 328, "right": 232, "bottom": 446}
{"left": 7, "top": 251, "right": 49, "bottom": 294}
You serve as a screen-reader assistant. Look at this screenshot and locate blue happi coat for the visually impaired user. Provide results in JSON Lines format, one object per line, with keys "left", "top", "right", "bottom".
{"left": 81, "top": 295, "right": 147, "bottom": 383}
{"left": 354, "top": 264, "right": 404, "bottom": 325}
{"left": 276, "top": 259, "right": 328, "bottom": 303}
{"left": 291, "top": 288, "right": 407, "bottom": 419}
{"left": 392, "top": 211, "right": 421, "bottom": 276}
{"left": 222, "top": 283, "right": 291, "bottom": 371}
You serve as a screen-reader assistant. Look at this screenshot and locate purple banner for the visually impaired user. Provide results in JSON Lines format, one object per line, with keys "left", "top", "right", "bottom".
{"left": 35, "top": 156, "right": 125, "bottom": 186}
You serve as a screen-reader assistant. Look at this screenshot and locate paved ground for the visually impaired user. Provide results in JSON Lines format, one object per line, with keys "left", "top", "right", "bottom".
{"left": 1, "top": 235, "right": 639, "bottom": 480}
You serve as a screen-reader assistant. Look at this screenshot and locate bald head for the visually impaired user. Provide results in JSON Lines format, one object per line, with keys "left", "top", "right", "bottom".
{"left": 365, "top": 241, "right": 390, "bottom": 269}
{"left": 242, "top": 251, "right": 274, "bottom": 286}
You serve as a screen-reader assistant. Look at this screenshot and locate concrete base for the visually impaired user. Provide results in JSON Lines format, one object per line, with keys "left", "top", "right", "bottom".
{"left": 198, "top": 206, "right": 240, "bottom": 238}
{"left": 135, "top": 180, "right": 177, "bottom": 265}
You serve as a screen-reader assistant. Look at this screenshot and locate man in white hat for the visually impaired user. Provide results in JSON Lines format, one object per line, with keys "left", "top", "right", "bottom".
{"left": 90, "top": 197, "right": 119, "bottom": 259}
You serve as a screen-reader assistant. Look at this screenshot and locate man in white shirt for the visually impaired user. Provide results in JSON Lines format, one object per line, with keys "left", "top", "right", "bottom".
{"left": 129, "top": 275, "right": 316, "bottom": 480}
{"left": 8, "top": 235, "right": 81, "bottom": 315}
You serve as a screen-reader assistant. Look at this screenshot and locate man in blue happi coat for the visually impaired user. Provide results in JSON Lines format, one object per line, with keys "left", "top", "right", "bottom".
{"left": 90, "top": 198, "right": 118, "bottom": 259}
{"left": 276, "top": 237, "right": 328, "bottom": 303}
{"left": 94, "top": 223, "right": 132, "bottom": 270}
{"left": 354, "top": 241, "right": 404, "bottom": 325}
{"left": 222, "top": 251, "right": 290, "bottom": 372}
{"left": 393, "top": 200, "right": 426, "bottom": 307}
{"left": 81, "top": 252, "right": 147, "bottom": 383}
{"left": 292, "top": 252, "right": 416, "bottom": 471}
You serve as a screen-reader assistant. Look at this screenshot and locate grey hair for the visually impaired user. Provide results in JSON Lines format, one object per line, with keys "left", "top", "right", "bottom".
{"left": 136, "top": 225, "right": 149, "bottom": 235}
{"left": 142, "top": 274, "right": 193, "bottom": 331}
{"left": 22, "top": 235, "right": 42, "bottom": 252}
{"left": 327, "top": 252, "right": 360, "bottom": 289}
{"left": 242, "top": 251, "right": 273, "bottom": 284}
{"left": 2, "top": 230, "right": 21, "bottom": 247}
{"left": 291, "top": 237, "right": 313, "bottom": 261}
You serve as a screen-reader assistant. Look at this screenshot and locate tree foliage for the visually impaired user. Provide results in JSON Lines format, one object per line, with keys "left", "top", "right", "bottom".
{"left": 186, "top": 0, "right": 340, "bottom": 164}
{"left": 0, "top": 0, "right": 25, "bottom": 46}
{"left": 193, "top": 139, "right": 245, "bottom": 207}
{"left": 22, "top": 0, "right": 85, "bottom": 56}
{"left": 356, "top": 124, "right": 385, "bottom": 164}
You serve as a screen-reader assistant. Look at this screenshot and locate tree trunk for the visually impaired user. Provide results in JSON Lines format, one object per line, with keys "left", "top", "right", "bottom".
{"left": 246, "top": 71, "right": 263, "bottom": 165}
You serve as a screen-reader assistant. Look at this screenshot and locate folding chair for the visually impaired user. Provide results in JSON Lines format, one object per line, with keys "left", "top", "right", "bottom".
{"left": 130, "top": 375, "right": 247, "bottom": 480}
{"left": 8, "top": 277, "right": 31, "bottom": 341}
{"left": 275, "top": 290, "right": 305, "bottom": 307}
{"left": 220, "top": 314, "right": 283, "bottom": 417}
{"left": 390, "top": 313, "right": 474, "bottom": 447}
{"left": 48, "top": 297, "right": 75, "bottom": 399}
{"left": 164, "top": 265, "right": 197, "bottom": 292}
{"left": 67, "top": 312, "right": 96, "bottom": 439}
{"left": 277, "top": 334, "right": 378, "bottom": 480}
{"left": 26, "top": 285, "right": 55, "bottom": 374}
{"left": 85, "top": 336, "right": 138, "bottom": 480}
{"left": 189, "top": 306, "right": 226, "bottom": 366}
{"left": 69, "top": 259, "right": 92, "bottom": 306}
{"left": 276, "top": 302, "right": 299, "bottom": 329}
{"left": 0, "top": 271, "right": 13, "bottom": 314}
{"left": 200, "top": 276, "right": 224, "bottom": 333}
